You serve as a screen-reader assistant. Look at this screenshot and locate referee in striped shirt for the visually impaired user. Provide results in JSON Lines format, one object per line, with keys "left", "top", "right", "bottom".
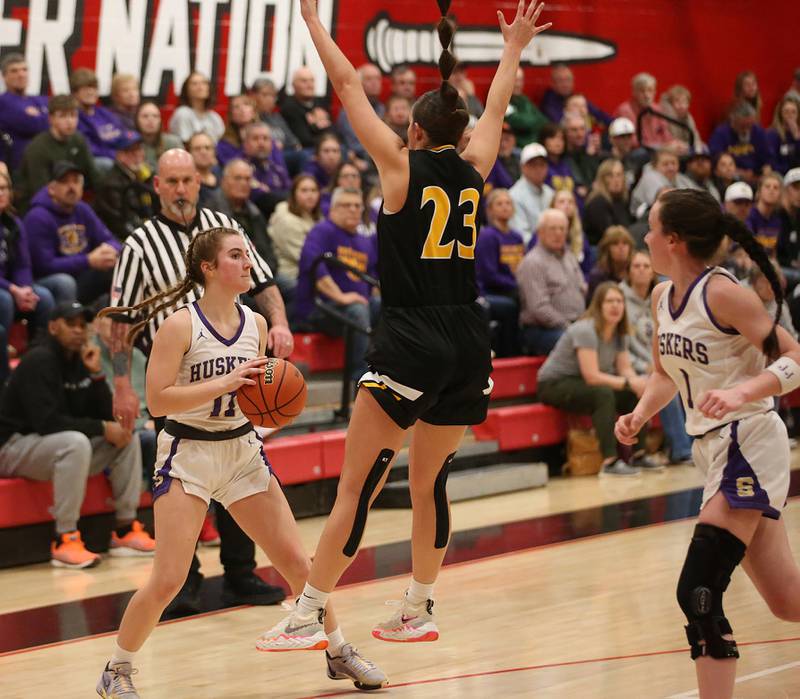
{"left": 107, "top": 149, "right": 292, "bottom": 613}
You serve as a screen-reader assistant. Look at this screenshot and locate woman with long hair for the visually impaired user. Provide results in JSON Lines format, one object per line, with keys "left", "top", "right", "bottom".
{"left": 587, "top": 224, "right": 634, "bottom": 301}
{"left": 169, "top": 72, "right": 225, "bottom": 143}
{"left": 767, "top": 95, "right": 800, "bottom": 175}
{"left": 537, "top": 281, "right": 653, "bottom": 476}
{"left": 186, "top": 132, "right": 221, "bottom": 206}
{"left": 216, "top": 94, "right": 260, "bottom": 166}
{"left": 267, "top": 174, "right": 323, "bottom": 310}
{"left": 616, "top": 188, "right": 800, "bottom": 699}
{"left": 95, "top": 227, "right": 386, "bottom": 697}
{"left": 136, "top": 101, "right": 183, "bottom": 173}
{"left": 552, "top": 188, "right": 591, "bottom": 277}
{"left": 302, "top": 133, "right": 343, "bottom": 190}
{"left": 256, "top": 0, "right": 550, "bottom": 658}
{"left": 320, "top": 160, "right": 363, "bottom": 218}
{"left": 583, "top": 157, "right": 633, "bottom": 246}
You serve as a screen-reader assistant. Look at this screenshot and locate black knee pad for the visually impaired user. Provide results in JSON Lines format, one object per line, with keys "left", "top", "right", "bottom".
{"left": 342, "top": 449, "right": 394, "bottom": 557}
{"left": 433, "top": 452, "right": 456, "bottom": 549}
{"left": 676, "top": 523, "right": 746, "bottom": 660}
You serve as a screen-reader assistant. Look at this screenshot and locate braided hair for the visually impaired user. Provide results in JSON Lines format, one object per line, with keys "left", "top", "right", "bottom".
{"left": 410, "top": 1, "right": 470, "bottom": 147}
{"left": 97, "top": 227, "right": 242, "bottom": 344}
{"left": 657, "top": 188, "right": 783, "bottom": 360}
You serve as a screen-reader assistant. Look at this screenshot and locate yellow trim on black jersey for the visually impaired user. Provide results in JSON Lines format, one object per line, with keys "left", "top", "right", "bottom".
{"left": 428, "top": 145, "right": 456, "bottom": 153}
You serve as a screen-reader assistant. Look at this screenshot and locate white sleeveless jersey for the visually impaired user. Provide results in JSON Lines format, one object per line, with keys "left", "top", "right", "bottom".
{"left": 167, "top": 301, "right": 260, "bottom": 431}
{"left": 656, "top": 266, "right": 772, "bottom": 436}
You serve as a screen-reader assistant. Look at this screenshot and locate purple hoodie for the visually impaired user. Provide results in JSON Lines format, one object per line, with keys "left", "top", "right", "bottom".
{"left": 23, "top": 187, "right": 121, "bottom": 277}
{"left": 77, "top": 106, "right": 124, "bottom": 159}
{"left": 475, "top": 225, "right": 524, "bottom": 295}
{"left": 250, "top": 152, "right": 291, "bottom": 198}
{"left": 0, "top": 93, "right": 49, "bottom": 169}
{"left": 302, "top": 159, "right": 332, "bottom": 190}
{"left": 294, "top": 219, "right": 377, "bottom": 322}
{"left": 0, "top": 212, "right": 34, "bottom": 289}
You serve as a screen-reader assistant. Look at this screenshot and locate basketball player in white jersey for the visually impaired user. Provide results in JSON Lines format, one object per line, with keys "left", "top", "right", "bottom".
{"left": 96, "top": 227, "right": 386, "bottom": 698}
{"left": 616, "top": 189, "right": 800, "bottom": 699}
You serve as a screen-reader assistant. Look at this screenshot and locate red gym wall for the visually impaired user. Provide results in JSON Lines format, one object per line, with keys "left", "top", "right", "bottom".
{"left": 1, "top": 0, "right": 795, "bottom": 133}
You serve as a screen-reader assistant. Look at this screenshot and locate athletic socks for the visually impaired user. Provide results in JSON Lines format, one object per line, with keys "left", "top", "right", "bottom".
{"left": 326, "top": 627, "right": 346, "bottom": 656}
{"left": 110, "top": 641, "right": 136, "bottom": 666}
{"left": 406, "top": 578, "right": 435, "bottom": 606}
{"left": 297, "top": 582, "right": 329, "bottom": 616}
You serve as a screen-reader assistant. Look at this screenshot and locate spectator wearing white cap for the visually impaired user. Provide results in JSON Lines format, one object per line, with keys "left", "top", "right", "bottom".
{"left": 509, "top": 143, "right": 555, "bottom": 246}
{"left": 724, "top": 181, "right": 754, "bottom": 223}
{"left": 604, "top": 117, "right": 639, "bottom": 189}
{"left": 778, "top": 168, "right": 800, "bottom": 292}
{"left": 746, "top": 172, "right": 785, "bottom": 257}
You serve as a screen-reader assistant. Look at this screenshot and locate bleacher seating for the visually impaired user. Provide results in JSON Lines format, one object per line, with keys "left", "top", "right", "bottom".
{"left": 289, "top": 333, "right": 345, "bottom": 373}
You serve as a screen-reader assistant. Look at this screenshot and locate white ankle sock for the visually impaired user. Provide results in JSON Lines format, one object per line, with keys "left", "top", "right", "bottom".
{"left": 406, "top": 579, "right": 434, "bottom": 606}
{"left": 110, "top": 642, "right": 136, "bottom": 666}
{"left": 297, "top": 582, "right": 329, "bottom": 615}
{"left": 326, "top": 627, "right": 346, "bottom": 656}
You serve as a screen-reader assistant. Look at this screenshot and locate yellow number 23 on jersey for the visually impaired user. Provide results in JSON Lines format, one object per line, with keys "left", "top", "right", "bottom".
{"left": 420, "top": 186, "right": 480, "bottom": 260}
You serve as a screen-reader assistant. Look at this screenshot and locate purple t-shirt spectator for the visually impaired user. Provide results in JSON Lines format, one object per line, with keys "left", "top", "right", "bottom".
{"left": 546, "top": 159, "right": 576, "bottom": 195}
{"left": 302, "top": 160, "right": 332, "bottom": 190}
{"left": 0, "top": 93, "right": 49, "bottom": 169}
{"left": 250, "top": 153, "right": 291, "bottom": 200}
{"left": 766, "top": 128, "right": 800, "bottom": 175}
{"left": 0, "top": 213, "right": 34, "bottom": 289}
{"left": 294, "top": 219, "right": 377, "bottom": 322}
{"left": 77, "top": 106, "right": 124, "bottom": 160}
{"left": 23, "top": 187, "right": 122, "bottom": 277}
{"left": 746, "top": 207, "right": 785, "bottom": 256}
{"left": 475, "top": 226, "right": 524, "bottom": 295}
{"left": 708, "top": 123, "right": 771, "bottom": 177}
{"left": 540, "top": 89, "right": 612, "bottom": 127}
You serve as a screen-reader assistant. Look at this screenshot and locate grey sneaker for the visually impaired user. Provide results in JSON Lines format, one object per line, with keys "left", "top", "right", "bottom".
{"left": 633, "top": 454, "right": 665, "bottom": 471}
{"left": 326, "top": 643, "right": 388, "bottom": 690}
{"left": 372, "top": 595, "right": 439, "bottom": 642}
{"left": 601, "top": 459, "right": 642, "bottom": 477}
{"left": 96, "top": 661, "right": 139, "bottom": 698}
{"left": 255, "top": 604, "right": 328, "bottom": 651}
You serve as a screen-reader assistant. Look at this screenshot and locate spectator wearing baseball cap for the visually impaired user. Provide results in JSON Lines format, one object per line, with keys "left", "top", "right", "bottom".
{"left": 603, "top": 117, "right": 641, "bottom": 190}
{"left": 509, "top": 142, "right": 555, "bottom": 245}
{"left": 723, "top": 181, "right": 754, "bottom": 223}
{"left": 23, "top": 161, "right": 122, "bottom": 305}
{"left": 94, "top": 131, "right": 158, "bottom": 240}
{"left": 15, "top": 94, "right": 98, "bottom": 213}
{"left": 684, "top": 147, "right": 720, "bottom": 202}
{"left": 778, "top": 168, "right": 800, "bottom": 291}
{"left": 0, "top": 297, "right": 154, "bottom": 569}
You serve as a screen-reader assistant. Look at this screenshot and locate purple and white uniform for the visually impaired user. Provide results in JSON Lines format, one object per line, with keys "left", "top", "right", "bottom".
{"left": 656, "top": 266, "right": 789, "bottom": 519}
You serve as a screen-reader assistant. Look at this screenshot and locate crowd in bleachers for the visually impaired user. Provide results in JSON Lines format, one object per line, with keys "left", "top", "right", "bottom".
{"left": 0, "top": 52, "right": 799, "bottom": 560}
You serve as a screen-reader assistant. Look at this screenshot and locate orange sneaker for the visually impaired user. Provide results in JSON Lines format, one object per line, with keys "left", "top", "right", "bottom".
{"left": 110, "top": 521, "right": 156, "bottom": 557}
{"left": 51, "top": 530, "right": 101, "bottom": 569}
{"left": 198, "top": 513, "right": 220, "bottom": 546}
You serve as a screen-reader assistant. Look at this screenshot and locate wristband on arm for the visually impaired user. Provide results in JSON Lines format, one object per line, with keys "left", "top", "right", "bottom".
{"left": 765, "top": 356, "right": 800, "bottom": 395}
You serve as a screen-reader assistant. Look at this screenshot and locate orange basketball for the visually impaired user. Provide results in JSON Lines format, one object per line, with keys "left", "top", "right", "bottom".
{"left": 236, "top": 358, "right": 307, "bottom": 428}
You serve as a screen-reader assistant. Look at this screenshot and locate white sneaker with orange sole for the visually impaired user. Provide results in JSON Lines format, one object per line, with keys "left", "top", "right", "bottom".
{"left": 372, "top": 596, "right": 439, "bottom": 643}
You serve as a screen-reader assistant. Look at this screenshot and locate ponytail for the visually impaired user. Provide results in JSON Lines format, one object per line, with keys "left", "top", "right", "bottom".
{"left": 409, "top": 2, "right": 469, "bottom": 147}
{"left": 658, "top": 189, "right": 782, "bottom": 361}
{"left": 97, "top": 226, "right": 241, "bottom": 345}
{"left": 723, "top": 213, "right": 783, "bottom": 360}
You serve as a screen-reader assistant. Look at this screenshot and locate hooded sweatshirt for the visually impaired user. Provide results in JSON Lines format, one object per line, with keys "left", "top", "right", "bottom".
{"left": 22, "top": 187, "right": 121, "bottom": 277}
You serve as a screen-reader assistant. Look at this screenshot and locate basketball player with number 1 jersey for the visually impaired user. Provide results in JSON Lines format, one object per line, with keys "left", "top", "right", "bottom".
{"left": 616, "top": 189, "right": 800, "bottom": 699}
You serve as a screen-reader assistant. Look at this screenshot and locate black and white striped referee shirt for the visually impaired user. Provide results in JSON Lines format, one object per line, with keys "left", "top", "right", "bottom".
{"left": 109, "top": 209, "right": 274, "bottom": 354}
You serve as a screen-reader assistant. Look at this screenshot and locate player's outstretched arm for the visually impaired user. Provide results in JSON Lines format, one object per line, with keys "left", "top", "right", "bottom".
{"left": 462, "top": 1, "right": 550, "bottom": 179}
{"left": 300, "top": 0, "right": 405, "bottom": 176}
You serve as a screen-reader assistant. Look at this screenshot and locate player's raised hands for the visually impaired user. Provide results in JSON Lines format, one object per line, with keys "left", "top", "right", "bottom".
{"left": 300, "top": 0, "right": 318, "bottom": 22}
{"left": 498, "top": 1, "right": 551, "bottom": 49}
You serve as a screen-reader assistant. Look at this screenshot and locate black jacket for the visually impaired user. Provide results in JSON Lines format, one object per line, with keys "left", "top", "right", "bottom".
{"left": 0, "top": 336, "right": 112, "bottom": 447}
{"left": 94, "top": 162, "right": 158, "bottom": 241}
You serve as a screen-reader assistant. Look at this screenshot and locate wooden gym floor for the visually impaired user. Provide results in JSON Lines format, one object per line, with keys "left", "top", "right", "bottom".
{"left": 2, "top": 460, "right": 800, "bottom": 698}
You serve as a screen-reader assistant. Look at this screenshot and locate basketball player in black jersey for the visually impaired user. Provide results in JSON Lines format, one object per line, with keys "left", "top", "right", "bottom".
{"left": 257, "top": 0, "right": 550, "bottom": 658}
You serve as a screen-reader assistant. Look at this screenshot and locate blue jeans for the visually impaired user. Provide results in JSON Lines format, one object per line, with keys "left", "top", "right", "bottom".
{"left": 312, "top": 297, "right": 381, "bottom": 382}
{"left": 0, "top": 284, "right": 55, "bottom": 380}
{"left": 659, "top": 394, "right": 693, "bottom": 461}
{"left": 36, "top": 273, "right": 77, "bottom": 304}
{"left": 521, "top": 324, "right": 565, "bottom": 356}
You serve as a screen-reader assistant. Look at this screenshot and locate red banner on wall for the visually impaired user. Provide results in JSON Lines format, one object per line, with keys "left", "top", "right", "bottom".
{"left": 0, "top": 0, "right": 795, "bottom": 133}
